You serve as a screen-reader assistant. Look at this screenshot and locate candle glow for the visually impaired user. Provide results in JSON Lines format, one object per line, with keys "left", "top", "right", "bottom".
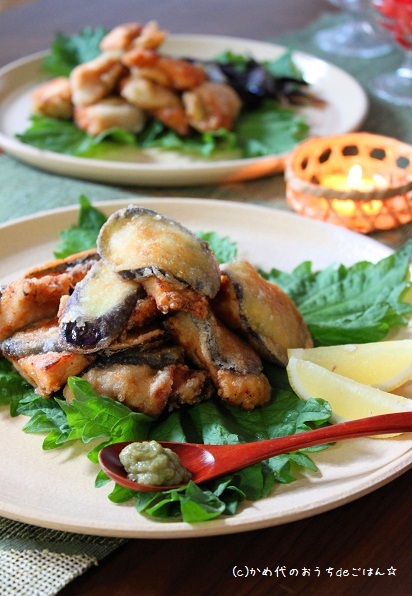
{"left": 320, "top": 165, "right": 388, "bottom": 218}
{"left": 285, "top": 133, "right": 412, "bottom": 233}
{"left": 321, "top": 164, "right": 387, "bottom": 192}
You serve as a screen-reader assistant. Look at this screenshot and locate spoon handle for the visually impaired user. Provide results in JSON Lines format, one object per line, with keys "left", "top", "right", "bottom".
{"left": 99, "top": 411, "right": 412, "bottom": 490}
{"left": 202, "top": 412, "right": 412, "bottom": 476}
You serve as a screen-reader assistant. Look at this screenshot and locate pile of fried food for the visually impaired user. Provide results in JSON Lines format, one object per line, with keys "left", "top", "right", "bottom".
{"left": 32, "top": 21, "right": 243, "bottom": 137}
{"left": 0, "top": 207, "right": 313, "bottom": 417}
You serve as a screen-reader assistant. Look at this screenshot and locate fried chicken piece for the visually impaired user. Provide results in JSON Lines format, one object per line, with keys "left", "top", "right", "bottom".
{"left": 74, "top": 96, "right": 146, "bottom": 136}
{"left": 70, "top": 51, "right": 126, "bottom": 107}
{"left": 99, "top": 21, "right": 166, "bottom": 52}
{"left": 133, "top": 21, "right": 167, "bottom": 50}
{"left": 10, "top": 351, "right": 94, "bottom": 397}
{"left": 63, "top": 344, "right": 210, "bottom": 415}
{"left": 182, "top": 81, "right": 242, "bottom": 132}
{"left": 120, "top": 74, "right": 181, "bottom": 110}
{"left": 169, "top": 364, "right": 213, "bottom": 407}
{"left": 119, "top": 74, "right": 190, "bottom": 133}
{"left": 125, "top": 66, "right": 171, "bottom": 86}
{"left": 165, "top": 310, "right": 271, "bottom": 410}
{"left": 142, "top": 277, "right": 209, "bottom": 319}
{"left": 119, "top": 75, "right": 189, "bottom": 134}
{"left": 122, "top": 48, "right": 206, "bottom": 91}
{"left": 32, "top": 76, "right": 73, "bottom": 120}
{"left": 65, "top": 361, "right": 210, "bottom": 416}
{"left": 150, "top": 104, "right": 190, "bottom": 136}
{"left": 125, "top": 295, "right": 159, "bottom": 329}
{"left": 99, "top": 22, "right": 143, "bottom": 52}
{"left": 0, "top": 275, "right": 72, "bottom": 341}
{"left": 69, "top": 363, "right": 172, "bottom": 416}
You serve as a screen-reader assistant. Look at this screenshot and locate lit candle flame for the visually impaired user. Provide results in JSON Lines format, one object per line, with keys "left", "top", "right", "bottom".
{"left": 346, "top": 164, "right": 364, "bottom": 189}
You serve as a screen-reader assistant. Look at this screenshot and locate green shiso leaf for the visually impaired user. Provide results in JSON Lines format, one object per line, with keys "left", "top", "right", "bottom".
{"left": 53, "top": 195, "right": 107, "bottom": 258}
{"left": 261, "top": 239, "right": 412, "bottom": 345}
{"left": 16, "top": 116, "right": 138, "bottom": 158}
{"left": 234, "top": 100, "right": 309, "bottom": 157}
{"left": 135, "top": 119, "right": 239, "bottom": 157}
{"left": 42, "top": 26, "right": 108, "bottom": 77}
{"left": 196, "top": 231, "right": 238, "bottom": 264}
{"left": 17, "top": 105, "right": 307, "bottom": 160}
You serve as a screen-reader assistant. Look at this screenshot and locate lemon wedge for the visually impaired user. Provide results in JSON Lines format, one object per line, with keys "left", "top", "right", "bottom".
{"left": 288, "top": 340, "right": 412, "bottom": 392}
{"left": 287, "top": 356, "right": 412, "bottom": 426}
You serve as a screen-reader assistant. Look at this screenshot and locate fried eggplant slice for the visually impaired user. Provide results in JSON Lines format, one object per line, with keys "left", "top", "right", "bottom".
{"left": 212, "top": 260, "right": 313, "bottom": 366}
{"left": 25, "top": 249, "right": 99, "bottom": 283}
{"left": 104, "top": 325, "right": 165, "bottom": 352}
{"left": 0, "top": 250, "right": 100, "bottom": 342}
{"left": 0, "top": 312, "right": 166, "bottom": 358}
{"left": 0, "top": 319, "right": 64, "bottom": 358}
{"left": 97, "top": 207, "right": 221, "bottom": 299}
{"left": 59, "top": 259, "right": 141, "bottom": 352}
{"left": 96, "top": 345, "right": 183, "bottom": 368}
{"left": 10, "top": 351, "right": 94, "bottom": 397}
{"left": 165, "top": 310, "right": 271, "bottom": 410}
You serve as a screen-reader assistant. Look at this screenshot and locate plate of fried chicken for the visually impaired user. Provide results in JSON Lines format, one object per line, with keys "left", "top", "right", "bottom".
{"left": 0, "top": 21, "right": 368, "bottom": 186}
{"left": 0, "top": 198, "right": 410, "bottom": 538}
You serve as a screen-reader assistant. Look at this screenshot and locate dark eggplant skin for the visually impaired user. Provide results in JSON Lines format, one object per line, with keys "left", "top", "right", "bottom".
{"left": 24, "top": 249, "right": 99, "bottom": 280}
{"left": 59, "top": 259, "right": 141, "bottom": 353}
{"left": 97, "top": 206, "right": 221, "bottom": 298}
{"left": 96, "top": 345, "right": 183, "bottom": 368}
{"left": 167, "top": 309, "right": 263, "bottom": 376}
{"left": 164, "top": 310, "right": 271, "bottom": 409}
{"left": 0, "top": 319, "right": 65, "bottom": 358}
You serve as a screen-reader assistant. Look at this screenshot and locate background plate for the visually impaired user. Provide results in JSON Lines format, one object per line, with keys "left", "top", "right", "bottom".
{"left": 0, "top": 35, "right": 368, "bottom": 186}
{"left": 0, "top": 198, "right": 410, "bottom": 539}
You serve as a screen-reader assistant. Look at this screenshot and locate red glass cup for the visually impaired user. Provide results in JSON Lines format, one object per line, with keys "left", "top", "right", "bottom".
{"left": 371, "top": 0, "right": 412, "bottom": 105}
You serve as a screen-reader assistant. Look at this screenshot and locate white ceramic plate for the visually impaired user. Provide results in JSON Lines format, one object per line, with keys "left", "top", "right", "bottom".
{"left": 0, "top": 35, "right": 368, "bottom": 186}
{"left": 0, "top": 198, "right": 411, "bottom": 538}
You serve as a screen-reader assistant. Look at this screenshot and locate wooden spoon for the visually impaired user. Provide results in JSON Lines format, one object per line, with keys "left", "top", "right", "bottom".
{"left": 98, "top": 411, "right": 412, "bottom": 492}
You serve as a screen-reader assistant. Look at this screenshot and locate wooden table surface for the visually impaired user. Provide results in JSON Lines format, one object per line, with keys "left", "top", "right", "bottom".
{"left": 1, "top": 1, "right": 411, "bottom": 594}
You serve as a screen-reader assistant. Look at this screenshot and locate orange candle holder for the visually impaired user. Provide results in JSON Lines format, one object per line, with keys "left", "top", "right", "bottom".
{"left": 284, "top": 133, "right": 412, "bottom": 233}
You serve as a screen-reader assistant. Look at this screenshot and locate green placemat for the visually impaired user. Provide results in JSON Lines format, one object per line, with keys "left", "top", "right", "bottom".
{"left": 0, "top": 12, "right": 411, "bottom": 596}
{"left": 0, "top": 153, "right": 291, "bottom": 224}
